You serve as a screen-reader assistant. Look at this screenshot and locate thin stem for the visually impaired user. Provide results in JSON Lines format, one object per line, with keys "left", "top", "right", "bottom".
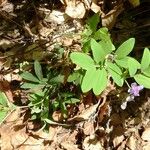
{"left": 125, "top": 80, "right": 131, "bottom": 88}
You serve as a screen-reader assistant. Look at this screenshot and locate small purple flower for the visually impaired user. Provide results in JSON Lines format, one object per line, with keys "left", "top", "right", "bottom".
{"left": 128, "top": 82, "right": 144, "bottom": 96}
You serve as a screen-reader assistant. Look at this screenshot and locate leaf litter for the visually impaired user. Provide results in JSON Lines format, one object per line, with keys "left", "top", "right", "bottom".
{"left": 0, "top": 0, "right": 150, "bottom": 150}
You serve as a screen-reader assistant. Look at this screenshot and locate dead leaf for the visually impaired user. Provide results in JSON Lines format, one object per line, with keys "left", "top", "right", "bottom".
{"left": 141, "top": 127, "right": 150, "bottom": 141}
{"left": 101, "top": 4, "right": 124, "bottom": 29}
{"left": 83, "top": 121, "right": 95, "bottom": 135}
{"left": 69, "top": 101, "right": 100, "bottom": 121}
{"left": 83, "top": 136, "right": 103, "bottom": 150}
{"left": 45, "top": 10, "right": 66, "bottom": 24}
{"left": 126, "top": 135, "right": 138, "bottom": 150}
{"left": 52, "top": 110, "right": 63, "bottom": 122}
{"left": 91, "top": 2, "right": 100, "bottom": 13}
{"left": 61, "top": 141, "right": 80, "bottom": 150}
{"left": 65, "top": 1, "right": 86, "bottom": 19}
{"left": 113, "top": 135, "right": 124, "bottom": 148}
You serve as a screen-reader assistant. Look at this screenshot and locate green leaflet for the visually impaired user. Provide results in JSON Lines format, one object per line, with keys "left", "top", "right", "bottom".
{"left": 87, "top": 13, "right": 99, "bottom": 32}
{"left": 141, "top": 48, "right": 150, "bottom": 71}
{"left": 34, "top": 60, "right": 43, "bottom": 80}
{"left": 81, "top": 68, "right": 96, "bottom": 93}
{"left": 0, "top": 91, "right": 8, "bottom": 106}
{"left": 108, "top": 68, "right": 124, "bottom": 87}
{"left": 21, "top": 72, "right": 40, "bottom": 83}
{"left": 134, "top": 74, "right": 150, "bottom": 89}
{"left": 115, "top": 38, "right": 135, "bottom": 59}
{"left": 91, "top": 38, "right": 106, "bottom": 63}
{"left": 128, "top": 57, "right": 140, "bottom": 77}
{"left": 115, "top": 57, "right": 129, "bottom": 68}
{"left": 93, "top": 68, "right": 108, "bottom": 95}
{"left": 142, "top": 67, "right": 150, "bottom": 77}
{"left": 70, "top": 52, "right": 95, "bottom": 70}
{"left": 107, "top": 62, "right": 122, "bottom": 75}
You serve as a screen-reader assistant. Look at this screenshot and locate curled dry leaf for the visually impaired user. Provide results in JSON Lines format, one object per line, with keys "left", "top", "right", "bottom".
{"left": 101, "top": 4, "right": 124, "bottom": 29}
{"left": 65, "top": 1, "right": 86, "bottom": 19}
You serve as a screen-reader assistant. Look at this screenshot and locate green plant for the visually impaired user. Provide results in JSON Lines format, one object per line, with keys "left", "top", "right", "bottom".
{"left": 0, "top": 91, "right": 15, "bottom": 124}
{"left": 82, "top": 13, "right": 115, "bottom": 53}
{"left": 70, "top": 36, "right": 150, "bottom": 95}
{"left": 21, "top": 60, "right": 79, "bottom": 125}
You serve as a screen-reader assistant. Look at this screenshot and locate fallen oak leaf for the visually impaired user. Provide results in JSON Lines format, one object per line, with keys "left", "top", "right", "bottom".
{"left": 68, "top": 100, "right": 101, "bottom": 122}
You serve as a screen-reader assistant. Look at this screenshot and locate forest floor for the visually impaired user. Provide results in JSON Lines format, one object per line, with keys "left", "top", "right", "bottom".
{"left": 0, "top": 0, "right": 150, "bottom": 150}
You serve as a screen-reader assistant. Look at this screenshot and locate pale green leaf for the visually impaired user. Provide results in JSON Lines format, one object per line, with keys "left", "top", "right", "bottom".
{"left": 65, "top": 98, "right": 80, "bottom": 104}
{"left": 94, "top": 27, "right": 110, "bottom": 41}
{"left": 141, "top": 48, "right": 150, "bottom": 71}
{"left": 21, "top": 83, "right": 40, "bottom": 89}
{"left": 81, "top": 68, "right": 96, "bottom": 93}
{"left": 70, "top": 52, "right": 95, "bottom": 70}
{"left": 108, "top": 68, "right": 124, "bottom": 86}
{"left": 128, "top": 57, "right": 140, "bottom": 76}
{"left": 115, "top": 38, "right": 135, "bottom": 59}
{"left": 115, "top": 57, "right": 129, "bottom": 68}
{"left": 99, "top": 40, "right": 115, "bottom": 54}
{"left": 142, "top": 67, "right": 150, "bottom": 77}
{"left": 34, "top": 60, "right": 43, "bottom": 80}
{"left": 93, "top": 68, "right": 108, "bottom": 95}
{"left": 0, "top": 111, "right": 8, "bottom": 123}
{"left": 0, "top": 92, "right": 8, "bottom": 106}
{"left": 21, "top": 72, "right": 39, "bottom": 83}
{"left": 107, "top": 62, "right": 122, "bottom": 75}
{"left": 67, "top": 72, "right": 80, "bottom": 82}
{"left": 134, "top": 74, "right": 150, "bottom": 89}
{"left": 91, "top": 39, "right": 106, "bottom": 63}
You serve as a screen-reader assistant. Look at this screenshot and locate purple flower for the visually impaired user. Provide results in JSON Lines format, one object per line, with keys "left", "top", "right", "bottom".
{"left": 128, "top": 82, "right": 144, "bottom": 96}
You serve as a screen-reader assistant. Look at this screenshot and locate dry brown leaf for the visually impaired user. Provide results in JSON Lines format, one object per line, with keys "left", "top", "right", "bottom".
{"left": 65, "top": 1, "right": 86, "bottom": 19}
{"left": 83, "top": 136, "right": 103, "bottom": 150}
{"left": 52, "top": 110, "right": 64, "bottom": 122}
{"left": 61, "top": 141, "right": 80, "bottom": 150}
{"left": 83, "top": 121, "right": 95, "bottom": 135}
{"left": 126, "top": 135, "right": 138, "bottom": 150}
{"left": 143, "top": 142, "right": 150, "bottom": 150}
{"left": 45, "top": 10, "right": 66, "bottom": 24}
{"left": 101, "top": 4, "right": 124, "bottom": 29}
{"left": 90, "top": 2, "right": 100, "bottom": 13}
{"left": 113, "top": 135, "right": 124, "bottom": 148}
{"left": 62, "top": 37, "right": 73, "bottom": 46}
{"left": 141, "top": 127, "right": 150, "bottom": 141}
{"left": 69, "top": 101, "right": 100, "bottom": 121}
